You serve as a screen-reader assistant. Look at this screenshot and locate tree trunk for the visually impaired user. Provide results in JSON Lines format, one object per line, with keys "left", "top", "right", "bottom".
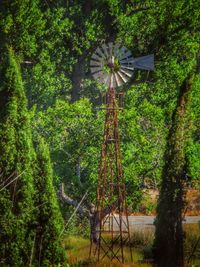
{"left": 70, "top": 0, "right": 93, "bottom": 103}
{"left": 71, "top": 55, "right": 85, "bottom": 102}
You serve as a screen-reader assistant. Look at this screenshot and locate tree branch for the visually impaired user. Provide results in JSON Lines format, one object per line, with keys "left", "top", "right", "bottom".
{"left": 59, "top": 183, "right": 121, "bottom": 244}
{"left": 58, "top": 183, "right": 88, "bottom": 216}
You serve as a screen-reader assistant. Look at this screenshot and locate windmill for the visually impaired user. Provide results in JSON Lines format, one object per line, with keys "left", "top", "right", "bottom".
{"left": 89, "top": 42, "right": 154, "bottom": 264}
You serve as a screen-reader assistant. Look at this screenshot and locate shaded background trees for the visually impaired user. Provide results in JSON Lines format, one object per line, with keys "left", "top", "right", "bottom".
{"left": 25, "top": 0, "right": 199, "bottom": 207}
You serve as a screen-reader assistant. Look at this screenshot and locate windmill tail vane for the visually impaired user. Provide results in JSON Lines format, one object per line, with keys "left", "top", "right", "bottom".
{"left": 89, "top": 42, "right": 154, "bottom": 264}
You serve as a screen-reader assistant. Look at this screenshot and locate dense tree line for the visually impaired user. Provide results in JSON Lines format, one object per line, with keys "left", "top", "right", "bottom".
{"left": 0, "top": 0, "right": 199, "bottom": 266}
{"left": 24, "top": 0, "right": 199, "bottom": 207}
{"left": 0, "top": 48, "right": 65, "bottom": 265}
{"left": 0, "top": 1, "right": 65, "bottom": 265}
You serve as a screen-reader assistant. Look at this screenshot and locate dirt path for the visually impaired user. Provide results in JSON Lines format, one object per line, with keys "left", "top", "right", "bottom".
{"left": 110, "top": 215, "right": 200, "bottom": 231}
{"left": 128, "top": 215, "right": 200, "bottom": 225}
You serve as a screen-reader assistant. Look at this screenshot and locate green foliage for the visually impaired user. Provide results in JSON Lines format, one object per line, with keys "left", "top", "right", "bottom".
{"left": 0, "top": 0, "right": 44, "bottom": 57}
{"left": 186, "top": 74, "right": 200, "bottom": 180}
{"left": 121, "top": 84, "right": 167, "bottom": 187}
{"left": 0, "top": 47, "right": 65, "bottom": 266}
{"left": 0, "top": 47, "right": 36, "bottom": 266}
{"left": 63, "top": 213, "right": 90, "bottom": 239}
{"left": 24, "top": 0, "right": 106, "bottom": 109}
{"left": 34, "top": 137, "right": 65, "bottom": 266}
{"left": 0, "top": 2, "right": 200, "bottom": 265}
{"left": 184, "top": 224, "right": 200, "bottom": 265}
{"left": 26, "top": 0, "right": 200, "bottom": 211}
{"left": 32, "top": 98, "right": 103, "bottom": 201}
{"left": 24, "top": 5, "right": 74, "bottom": 109}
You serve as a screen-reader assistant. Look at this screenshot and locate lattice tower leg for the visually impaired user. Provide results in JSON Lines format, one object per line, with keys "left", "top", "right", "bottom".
{"left": 89, "top": 87, "right": 133, "bottom": 265}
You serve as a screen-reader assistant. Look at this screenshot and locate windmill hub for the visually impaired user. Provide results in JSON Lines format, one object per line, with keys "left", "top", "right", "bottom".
{"left": 106, "top": 62, "right": 114, "bottom": 69}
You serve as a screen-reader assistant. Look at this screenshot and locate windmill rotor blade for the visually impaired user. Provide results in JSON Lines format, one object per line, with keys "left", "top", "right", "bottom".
{"left": 119, "top": 50, "right": 135, "bottom": 70}
{"left": 130, "top": 54, "right": 154, "bottom": 71}
{"left": 114, "top": 72, "right": 123, "bottom": 87}
{"left": 90, "top": 60, "right": 102, "bottom": 67}
{"left": 112, "top": 73, "right": 118, "bottom": 88}
{"left": 91, "top": 66, "right": 103, "bottom": 74}
{"left": 92, "top": 71, "right": 106, "bottom": 83}
{"left": 120, "top": 55, "right": 133, "bottom": 63}
{"left": 92, "top": 70, "right": 104, "bottom": 78}
{"left": 91, "top": 53, "right": 102, "bottom": 61}
{"left": 117, "top": 70, "right": 129, "bottom": 83}
{"left": 118, "top": 46, "right": 127, "bottom": 59}
{"left": 120, "top": 56, "right": 134, "bottom": 64}
{"left": 119, "top": 50, "right": 132, "bottom": 60}
{"left": 110, "top": 73, "right": 114, "bottom": 88}
{"left": 119, "top": 46, "right": 126, "bottom": 54}
{"left": 113, "top": 43, "right": 121, "bottom": 58}
{"left": 108, "top": 42, "right": 113, "bottom": 57}
{"left": 120, "top": 64, "right": 135, "bottom": 71}
{"left": 101, "top": 44, "right": 109, "bottom": 58}
{"left": 120, "top": 67, "right": 134, "bottom": 78}
{"left": 95, "top": 71, "right": 109, "bottom": 85}
{"left": 105, "top": 74, "right": 111, "bottom": 87}
{"left": 90, "top": 57, "right": 102, "bottom": 63}
{"left": 96, "top": 47, "right": 106, "bottom": 59}
{"left": 107, "top": 45, "right": 113, "bottom": 65}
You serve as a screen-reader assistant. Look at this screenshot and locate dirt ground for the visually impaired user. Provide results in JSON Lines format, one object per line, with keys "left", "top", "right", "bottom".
{"left": 135, "top": 188, "right": 200, "bottom": 216}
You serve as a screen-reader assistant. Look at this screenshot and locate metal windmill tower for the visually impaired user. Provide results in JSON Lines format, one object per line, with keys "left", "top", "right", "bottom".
{"left": 89, "top": 42, "right": 154, "bottom": 264}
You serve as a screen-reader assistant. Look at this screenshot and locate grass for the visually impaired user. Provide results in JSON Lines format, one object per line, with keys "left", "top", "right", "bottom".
{"left": 63, "top": 223, "right": 200, "bottom": 267}
{"left": 129, "top": 227, "right": 154, "bottom": 247}
{"left": 184, "top": 223, "right": 200, "bottom": 266}
{"left": 62, "top": 235, "right": 90, "bottom": 264}
{"left": 63, "top": 234, "right": 154, "bottom": 267}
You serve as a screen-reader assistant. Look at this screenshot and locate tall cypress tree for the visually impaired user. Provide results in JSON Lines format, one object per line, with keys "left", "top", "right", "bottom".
{"left": 153, "top": 73, "right": 195, "bottom": 267}
{"left": 0, "top": 47, "right": 36, "bottom": 266}
{"left": 34, "top": 137, "right": 65, "bottom": 266}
